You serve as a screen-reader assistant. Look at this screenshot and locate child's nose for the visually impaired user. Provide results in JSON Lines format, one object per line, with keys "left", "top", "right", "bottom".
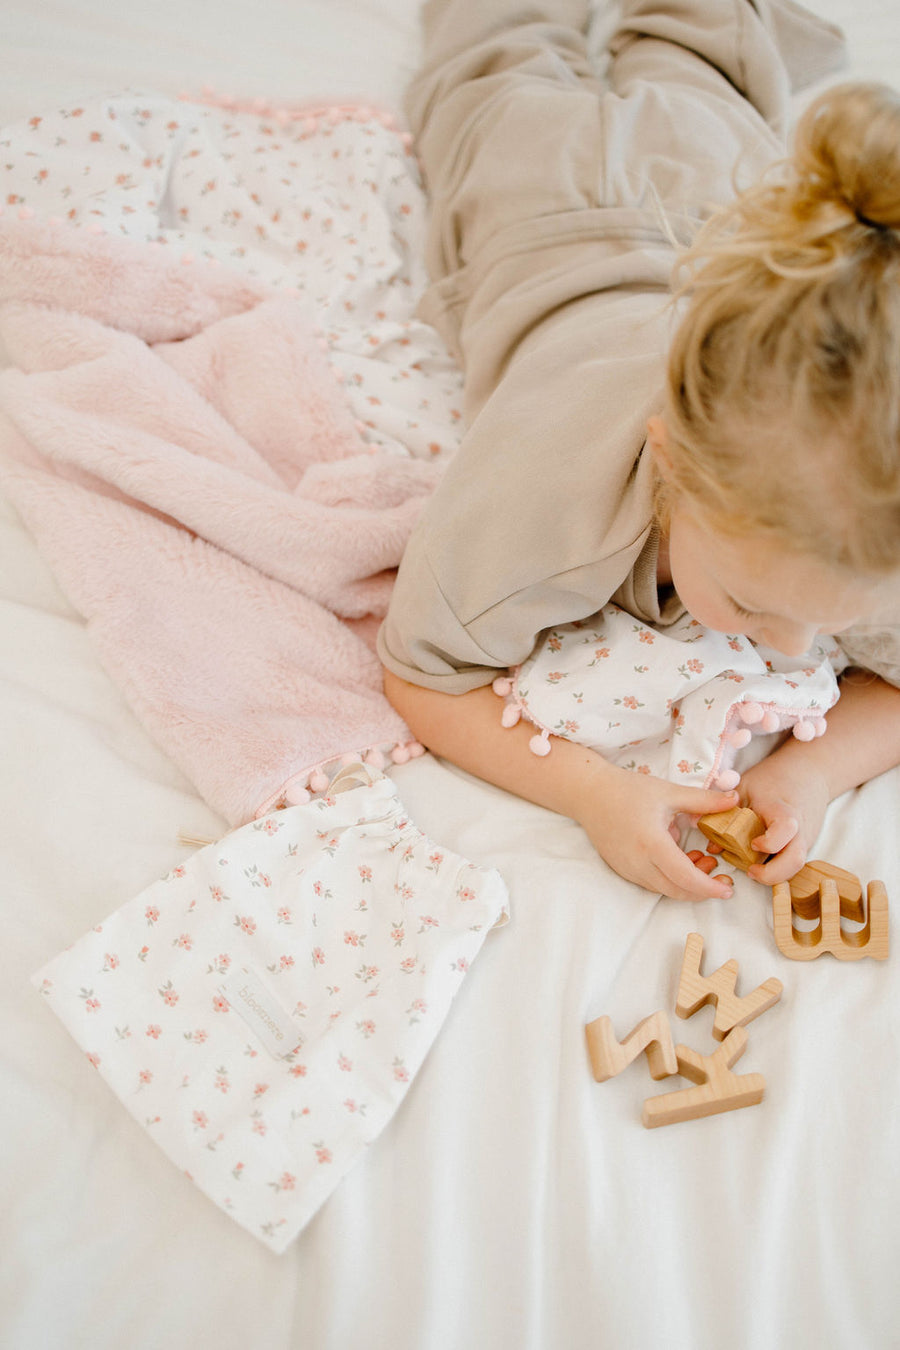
{"left": 759, "top": 621, "right": 818, "bottom": 659}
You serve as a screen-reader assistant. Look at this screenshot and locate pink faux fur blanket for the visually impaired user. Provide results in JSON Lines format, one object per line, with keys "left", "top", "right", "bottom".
{"left": 0, "top": 219, "right": 441, "bottom": 824}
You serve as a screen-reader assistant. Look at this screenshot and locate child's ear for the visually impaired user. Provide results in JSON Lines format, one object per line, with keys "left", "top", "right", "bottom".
{"left": 646, "top": 415, "right": 672, "bottom": 473}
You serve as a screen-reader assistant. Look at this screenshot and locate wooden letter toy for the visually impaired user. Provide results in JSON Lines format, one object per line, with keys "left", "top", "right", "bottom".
{"left": 698, "top": 806, "right": 767, "bottom": 872}
{"left": 788, "top": 860, "right": 864, "bottom": 922}
{"left": 772, "top": 876, "right": 889, "bottom": 961}
{"left": 641, "top": 1027, "right": 765, "bottom": 1129}
{"left": 585, "top": 1011, "right": 677, "bottom": 1083}
{"left": 675, "top": 932, "right": 783, "bottom": 1040}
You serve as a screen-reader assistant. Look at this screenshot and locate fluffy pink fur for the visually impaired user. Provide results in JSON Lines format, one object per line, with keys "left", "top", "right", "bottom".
{"left": 0, "top": 220, "right": 441, "bottom": 824}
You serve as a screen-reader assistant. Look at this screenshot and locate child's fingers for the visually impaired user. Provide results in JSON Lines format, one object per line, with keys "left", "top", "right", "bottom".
{"left": 680, "top": 786, "right": 741, "bottom": 818}
{"left": 748, "top": 835, "right": 807, "bottom": 886}
{"left": 750, "top": 816, "right": 799, "bottom": 856}
{"left": 652, "top": 840, "right": 734, "bottom": 902}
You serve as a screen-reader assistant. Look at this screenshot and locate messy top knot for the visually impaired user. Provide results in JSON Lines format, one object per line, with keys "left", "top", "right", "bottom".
{"left": 663, "top": 82, "right": 900, "bottom": 576}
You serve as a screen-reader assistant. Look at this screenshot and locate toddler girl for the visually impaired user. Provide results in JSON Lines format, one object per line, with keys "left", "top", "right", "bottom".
{"left": 378, "top": 0, "right": 900, "bottom": 900}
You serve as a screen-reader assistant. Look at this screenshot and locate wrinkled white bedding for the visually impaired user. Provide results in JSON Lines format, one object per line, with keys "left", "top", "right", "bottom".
{"left": 2, "top": 3, "right": 899, "bottom": 1348}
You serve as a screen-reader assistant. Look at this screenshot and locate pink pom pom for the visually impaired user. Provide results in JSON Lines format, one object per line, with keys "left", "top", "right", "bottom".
{"left": 285, "top": 784, "right": 310, "bottom": 806}
{"left": 340, "top": 752, "right": 359, "bottom": 767}
{"left": 761, "top": 710, "right": 780, "bottom": 733}
{"left": 814, "top": 718, "right": 828, "bottom": 737}
{"left": 529, "top": 732, "right": 552, "bottom": 757}
{"left": 391, "top": 745, "right": 411, "bottom": 765}
{"left": 792, "top": 720, "right": 816, "bottom": 742}
{"left": 364, "top": 749, "right": 385, "bottom": 770}
{"left": 715, "top": 769, "right": 741, "bottom": 790}
{"left": 501, "top": 705, "right": 522, "bottom": 729}
{"left": 309, "top": 770, "right": 330, "bottom": 793}
{"left": 407, "top": 741, "right": 426, "bottom": 758}
{"left": 491, "top": 676, "right": 512, "bottom": 697}
{"left": 739, "top": 702, "right": 763, "bottom": 725}
{"left": 728, "top": 728, "right": 752, "bottom": 749}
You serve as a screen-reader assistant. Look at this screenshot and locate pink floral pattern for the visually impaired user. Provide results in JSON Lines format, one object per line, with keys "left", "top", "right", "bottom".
{"left": 32, "top": 775, "right": 509, "bottom": 1254}
{"left": 508, "top": 605, "right": 845, "bottom": 789}
{"left": 0, "top": 92, "right": 464, "bottom": 466}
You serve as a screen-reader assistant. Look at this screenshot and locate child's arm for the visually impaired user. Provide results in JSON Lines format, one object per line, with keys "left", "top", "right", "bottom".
{"left": 742, "top": 673, "right": 900, "bottom": 885}
{"left": 383, "top": 668, "right": 741, "bottom": 901}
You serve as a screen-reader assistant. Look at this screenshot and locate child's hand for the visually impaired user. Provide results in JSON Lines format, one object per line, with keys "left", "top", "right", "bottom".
{"left": 736, "top": 755, "right": 831, "bottom": 886}
{"left": 575, "top": 770, "right": 740, "bottom": 902}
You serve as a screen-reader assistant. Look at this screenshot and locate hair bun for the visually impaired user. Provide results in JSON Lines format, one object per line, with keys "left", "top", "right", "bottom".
{"left": 794, "top": 82, "right": 900, "bottom": 232}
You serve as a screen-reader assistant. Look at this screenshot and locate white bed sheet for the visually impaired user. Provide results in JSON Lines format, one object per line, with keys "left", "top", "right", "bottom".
{"left": 2, "top": 3, "right": 900, "bottom": 1348}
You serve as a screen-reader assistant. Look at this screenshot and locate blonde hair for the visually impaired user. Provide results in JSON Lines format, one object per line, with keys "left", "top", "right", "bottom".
{"left": 663, "top": 82, "right": 900, "bottom": 575}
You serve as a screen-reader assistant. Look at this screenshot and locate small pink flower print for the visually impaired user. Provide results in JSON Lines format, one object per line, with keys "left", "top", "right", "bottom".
{"left": 457, "top": 885, "right": 475, "bottom": 903}
{"left": 158, "top": 982, "right": 179, "bottom": 1008}
{"left": 102, "top": 953, "right": 119, "bottom": 972}
{"left": 391, "top": 922, "right": 405, "bottom": 947}
{"left": 232, "top": 1163, "right": 245, "bottom": 1181}
{"left": 79, "top": 988, "right": 101, "bottom": 1013}
{"left": 638, "top": 629, "right": 655, "bottom": 644}
{"left": 138, "top": 1069, "right": 153, "bottom": 1088}
{"left": 289, "top": 1064, "right": 308, "bottom": 1079}
{"left": 277, "top": 907, "right": 293, "bottom": 924}
{"left": 355, "top": 964, "right": 379, "bottom": 983}
{"left": 637, "top": 765, "right": 651, "bottom": 775}
{"left": 270, "top": 1172, "right": 296, "bottom": 1193}
{"left": 343, "top": 930, "right": 364, "bottom": 948}
{"left": 676, "top": 759, "right": 702, "bottom": 775}
{"left": 86, "top": 1052, "right": 101, "bottom": 1069}
{"left": 358, "top": 865, "right": 372, "bottom": 883}
{"left": 209, "top": 886, "right": 225, "bottom": 903}
{"left": 145, "top": 906, "right": 160, "bottom": 926}
{"left": 687, "top": 659, "right": 704, "bottom": 674}
{"left": 314, "top": 1143, "right": 332, "bottom": 1165}
{"left": 548, "top": 634, "right": 562, "bottom": 652}
{"left": 312, "top": 947, "right": 326, "bottom": 967}
{"left": 138, "top": 946, "right": 150, "bottom": 962}
{"left": 235, "top": 915, "right": 257, "bottom": 936}
{"left": 452, "top": 957, "right": 470, "bottom": 974}
{"left": 621, "top": 695, "right": 642, "bottom": 710}
{"left": 214, "top": 1068, "right": 230, "bottom": 1093}
{"left": 251, "top": 1113, "right": 268, "bottom": 1137}
{"left": 399, "top": 957, "right": 417, "bottom": 974}
{"left": 171, "top": 866, "right": 186, "bottom": 880}
{"left": 253, "top": 1083, "right": 269, "bottom": 1098}
{"left": 278, "top": 955, "right": 295, "bottom": 971}
{"left": 410, "top": 999, "right": 427, "bottom": 1015}
{"left": 193, "top": 1111, "right": 208, "bottom": 1130}
{"left": 260, "top": 819, "right": 280, "bottom": 836}
{"left": 427, "top": 851, "right": 444, "bottom": 873}
{"left": 207, "top": 954, "right": 231, "bottom": 976}
{"left": 173, "top": 934, "right": 193, "bottom": 951}
{"left": 593, "top": 647, "right": 610, "bottom": 660}
{"left": 357, "top": 1019, "right": 376, "bottom": 1038}
{"left": 212, "top": 994, "right": 230, "bottom": 1014}
{"left": 396, "top": 882, "right": 414, "bottom": 902}
{"left": 546, "top": 671, "right": 566, "bottom": 684}
{"left": 146, "top": 1025, "right": 162, "bottom": 1040}
{"left": 337, "top": 1054, "right": 353, "bottom": 1072}
{"left": 393, "top": 1059, "right": 409, "bottom": 1083}
{"left": 344, "top": 1099, "right": 359, "bottom": 1112}
{"left": 728, "top": 638, "right": 743, "bottom": 652}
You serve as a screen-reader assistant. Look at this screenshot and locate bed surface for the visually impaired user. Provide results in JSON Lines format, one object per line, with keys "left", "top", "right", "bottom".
{"left": 3, "top": 3, "right": 899, "bottom": 1348}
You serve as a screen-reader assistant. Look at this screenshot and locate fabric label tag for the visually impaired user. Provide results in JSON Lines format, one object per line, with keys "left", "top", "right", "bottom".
{"left": 218, "top": 966, "right": 302, "bottom": 1060}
